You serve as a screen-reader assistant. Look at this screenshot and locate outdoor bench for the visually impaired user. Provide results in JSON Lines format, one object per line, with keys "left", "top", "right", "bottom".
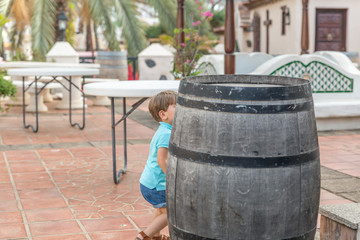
{"left": 11, "top": 80, "right": 62, "bottom": 112}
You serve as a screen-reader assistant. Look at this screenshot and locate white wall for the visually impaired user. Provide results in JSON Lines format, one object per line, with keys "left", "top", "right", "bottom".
{"left": 257, "top": 0, "right": 298, "bottom": 54}
{"left": 237, "top": 0, "right": 298, "bottom": 54}
{"left": 237, "top": 0, "right": 360, "bottom": 59}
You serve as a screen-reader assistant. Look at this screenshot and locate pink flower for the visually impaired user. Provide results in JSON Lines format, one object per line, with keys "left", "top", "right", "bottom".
{"left": 192, "top": 20, "right": 201, "bottom": 26}
{"left": 186, "top": 35, "right": 190, "bottom": 38}
{"left": 195, "top": 0, "right": 199, "bottom": 3}
{"left": 186, "top": 59, "right": 191, "bottom": 64}
{"left": 202, "top": 11, "right": 213, "bottom": 18}
{"left": 181, "top": 43, "right": 185, "bottom": 47}
{"left": 210, "top": 0, "right": 213, "bottom": 4}
{"left": 198, "top": 6, "right": 202, "bottom": 10}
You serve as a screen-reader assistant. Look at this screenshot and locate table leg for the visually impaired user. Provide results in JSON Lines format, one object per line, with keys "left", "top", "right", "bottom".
{"left": 110, "top": 97, "right": 148, "bottom": 184}
{"left": 69, "top": 76, "right": 86, "bottom": 129}
{"left": 111, "top": 97, "right": 126, "bottom": 184}
{"left": 22, "top": 76, "right": 39, "bottom": 133}
{"left": 123, "top": 97, "right": 128, "bottom": 173}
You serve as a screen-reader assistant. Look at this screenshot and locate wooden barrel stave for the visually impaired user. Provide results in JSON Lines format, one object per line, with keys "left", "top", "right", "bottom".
{"left": 171, "top": 104, "right": 318, "bottom": 157}
{"left": 96, "top": 51, "right": 127, "bottom": 80}
{"left": 167, "top": 75, "right": 320, "bottom": 240}
{"left": 168, "top": 156, "right": 319, "bottom": 239}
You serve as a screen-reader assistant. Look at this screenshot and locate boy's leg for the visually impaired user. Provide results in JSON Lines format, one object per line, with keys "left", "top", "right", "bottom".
{"left": 143, "top": 207, "right": 167, "bottom": 237}
{"left": 151, "top": 208, "right": 162, "bottom": 237}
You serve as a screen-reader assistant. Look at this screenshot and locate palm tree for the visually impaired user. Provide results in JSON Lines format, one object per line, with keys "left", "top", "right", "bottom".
{"left": 0, "top": 0, "right": 175, "bottom": 59}
{"left": 0, "top": 0, "right": 211, "bottom": 60}
{"left": 0, "top": 0, "right": 31, "bottom": 59}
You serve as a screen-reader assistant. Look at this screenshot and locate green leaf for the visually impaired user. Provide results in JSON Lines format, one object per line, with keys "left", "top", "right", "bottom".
{"left": 31, "top": 0, "right": 56, "bottom": 60}
{"left": 146, "top": 0, "right": 176, "bottom": 35}
{"left": 113, "top": 0, "right": 146, "bottom": 56}
{"left": 0, "top": 14, "right": 9, "bottom": 26}
{"left": 0, "top": 76, "right": 17, "bottom": 98}
{"left": 0, "top": 15, "right": 9, "bottom": 53}
{"left": 88, "top": 0, "right": 120, "bottom": 51}
{"left": 0, "top": 0, "right": 13, "bottom": 16}
{"left": 0, "top": 1, "right": 12, "bottom": 54}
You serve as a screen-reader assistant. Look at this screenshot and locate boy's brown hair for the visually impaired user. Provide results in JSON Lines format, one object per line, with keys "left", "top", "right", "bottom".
{"left": 148, "top": 90, "right": 177, "bottom": 122}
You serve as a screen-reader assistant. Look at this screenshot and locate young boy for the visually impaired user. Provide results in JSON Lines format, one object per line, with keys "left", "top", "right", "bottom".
{"left": 135, "top": 90, "right": 177, "bottom": 240}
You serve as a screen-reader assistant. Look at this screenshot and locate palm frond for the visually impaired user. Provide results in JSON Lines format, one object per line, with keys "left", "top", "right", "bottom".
{"left": 31, "top": 0, "right": 56, "bottom": 59}
{"left": 147, "top": 0, "right": 176, "bottom": 35}
{"left": 77, "top": 0, "right": 90, "bottom": 24}
{"left": 0, "top": 14, "right": 9, "bottom": 54}
{"left": 0, "top": 14, "right": 9, "bottom": 26}
{"left": 11, "top": 0, "right": 30, "bottom": 31}
{"left": 0, "top": 0, "right": 13, "bottom": 16}
{"left": 113, "top": 0, "right": 146, "bottom": 56}
{"left": 88, "top": 0, "right": 119, "bottom": 51}
{"left": 9, "top": 25, "right": 25, "bottom": 60}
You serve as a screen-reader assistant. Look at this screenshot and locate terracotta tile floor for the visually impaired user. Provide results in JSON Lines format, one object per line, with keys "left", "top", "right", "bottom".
{"left": 0, "top": 98, "right": 359, "bottom": 239}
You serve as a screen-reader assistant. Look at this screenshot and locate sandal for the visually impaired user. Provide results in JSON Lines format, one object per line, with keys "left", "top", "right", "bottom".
{"left": 135, "top": 231, "right": 151, "bottom": 240}
{"left": 152, "top": 234, "right": 170, "bottom": 240}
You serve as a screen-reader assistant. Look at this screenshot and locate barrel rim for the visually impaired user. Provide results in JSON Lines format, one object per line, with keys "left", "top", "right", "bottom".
{"left": 182, "top": 74, "right": 310, "bottom": 87}
{"left": 179, "top": 74, "right": 313, "bottom": 101}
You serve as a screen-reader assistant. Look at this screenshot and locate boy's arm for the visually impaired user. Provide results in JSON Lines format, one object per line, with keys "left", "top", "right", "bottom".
{"left": 157, "top": 147, "right": 168, "bottom": 174}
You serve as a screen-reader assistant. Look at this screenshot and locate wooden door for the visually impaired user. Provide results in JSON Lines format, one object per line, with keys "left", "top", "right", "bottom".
{"left": 315, "top": 9, "right": 347, "bottom": 51}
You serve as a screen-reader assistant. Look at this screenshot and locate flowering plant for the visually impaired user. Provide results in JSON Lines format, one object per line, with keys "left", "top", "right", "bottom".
{"left": 171, "top": 0, "right": 219, "bottom": 79}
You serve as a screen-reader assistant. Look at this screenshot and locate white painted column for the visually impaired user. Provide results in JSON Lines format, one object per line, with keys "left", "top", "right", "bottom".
{"left": 26, "top": 88, "right": 48, "bottom": 112}
{"left": 43, "top": 89, "right": 54, "bottom": 103}
{"left": 46, "top": 42, "right": 84, "bottom": 109}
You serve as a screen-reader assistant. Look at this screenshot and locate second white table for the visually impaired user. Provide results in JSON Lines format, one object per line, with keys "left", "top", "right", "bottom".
{"left": 84, "top": 80, "right": 180, "bottom": 184}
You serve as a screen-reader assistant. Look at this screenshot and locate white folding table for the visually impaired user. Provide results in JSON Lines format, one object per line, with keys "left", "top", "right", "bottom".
{"left": 7, "top": 68, "right": 99, "bottom": 132}
{"left": 83, "top": 80, "right": 180, "bottom": 184}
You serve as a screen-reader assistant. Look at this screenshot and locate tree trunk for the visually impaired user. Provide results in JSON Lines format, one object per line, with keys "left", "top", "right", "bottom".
{"left": 86, "top": 20, "right": 94, "bottom": 55}
{"left": 93, "top": 22, "right": 99, "bottom": 51}
{"left": 0, "top": 41, "right": 5, "bottom": 60}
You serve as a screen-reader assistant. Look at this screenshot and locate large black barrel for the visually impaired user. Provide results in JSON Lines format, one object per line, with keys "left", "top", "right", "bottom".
{"left": 167, "top": 75, "right": 320, "bottom": 240}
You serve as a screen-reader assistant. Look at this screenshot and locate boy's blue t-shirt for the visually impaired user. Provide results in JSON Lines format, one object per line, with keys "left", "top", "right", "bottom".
{"left": 140, "top": 122, "right": 172, "bottom": 191}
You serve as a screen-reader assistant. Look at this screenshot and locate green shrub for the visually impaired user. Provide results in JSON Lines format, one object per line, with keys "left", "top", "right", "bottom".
{"left": 0, "top": 70, "right": 17, "bottom": 112}
{"left": 210, "top": 9, "right": 225, "bottom": 29}
{"left": 145, "top": 25, "right": 165, "bottom": 39}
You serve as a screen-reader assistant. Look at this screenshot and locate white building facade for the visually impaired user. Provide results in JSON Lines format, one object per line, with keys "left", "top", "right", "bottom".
{"left": 236, "top": 0, "right": 360, "bottom": 62}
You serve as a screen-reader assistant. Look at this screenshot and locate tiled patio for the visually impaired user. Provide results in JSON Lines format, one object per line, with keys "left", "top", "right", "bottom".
{"left": 0, "top": 98, "right": 359, "bottom": 240}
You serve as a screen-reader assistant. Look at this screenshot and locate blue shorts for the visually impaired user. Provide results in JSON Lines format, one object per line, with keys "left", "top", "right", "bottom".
{"left": 140, "top": 184, "right": 166, "bottom": 208}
